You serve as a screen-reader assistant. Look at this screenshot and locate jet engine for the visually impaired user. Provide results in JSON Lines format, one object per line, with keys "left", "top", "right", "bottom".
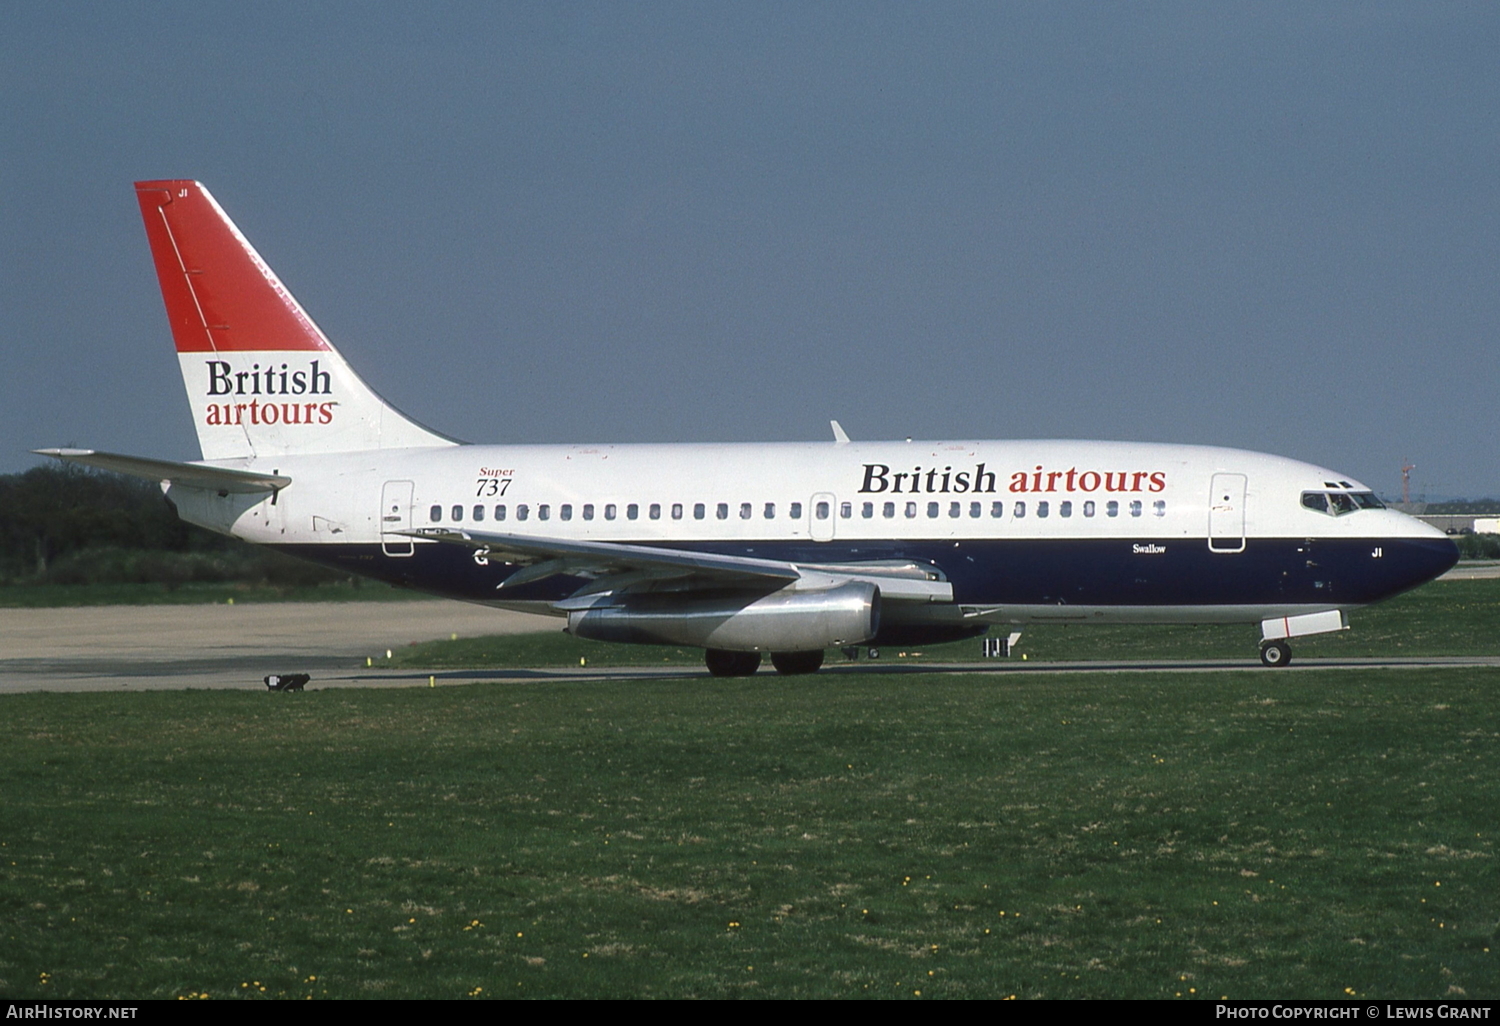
{"left": 567, "top": 581, "right": 880, "bottom": 652}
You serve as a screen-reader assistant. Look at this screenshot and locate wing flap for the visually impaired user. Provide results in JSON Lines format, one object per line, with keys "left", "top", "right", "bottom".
{"left": 406, "top": 528, "right": 952, "bottom": 601}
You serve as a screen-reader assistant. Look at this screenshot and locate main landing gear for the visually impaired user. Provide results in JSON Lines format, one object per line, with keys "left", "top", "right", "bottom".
{"left": 704, "top": 649, "right": 826, "bottom": 676}
{"left": 770, "top": 650, "right": 825, "bottom": 675}
{"left": 1259, "top": 639, "right": 1292, "bottom": 668}
{"left": 705, "top": 649, "right": 761, "bottom": 677}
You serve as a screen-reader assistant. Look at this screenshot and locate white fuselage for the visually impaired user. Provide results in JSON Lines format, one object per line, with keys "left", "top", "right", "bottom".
{"left": 165, "top": 438, "right": 1453, "bottom": 627}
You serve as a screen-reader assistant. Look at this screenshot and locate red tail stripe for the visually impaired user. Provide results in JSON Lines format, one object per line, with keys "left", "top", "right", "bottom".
{"left": 135, "top": 180, "right": 331, "bottom": 354}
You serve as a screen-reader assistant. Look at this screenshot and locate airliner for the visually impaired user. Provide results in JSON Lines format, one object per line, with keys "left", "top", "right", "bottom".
{"left": 36, "top": 181, "right": 1458, "bottom": 674}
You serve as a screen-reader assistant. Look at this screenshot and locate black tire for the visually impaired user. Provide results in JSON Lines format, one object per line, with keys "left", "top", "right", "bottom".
{"left": 1259, "top": 640, "right": 1292, "bottom": 668}
{"left": 770, "top": 650, "right": 825, "bottom": 676}
{"left": 706, "top": 649, "right": 761, "bottom": 677}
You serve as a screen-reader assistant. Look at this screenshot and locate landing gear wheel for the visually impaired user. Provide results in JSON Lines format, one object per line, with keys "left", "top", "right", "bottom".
{"left": 1259, "top": 640, "right": 1292, "bottom": 668}
{"left": 705, "top": 649, "right": 761, "bottom": 677}
{"left": 770, "top": 650, "right": 825, "bottom": 676}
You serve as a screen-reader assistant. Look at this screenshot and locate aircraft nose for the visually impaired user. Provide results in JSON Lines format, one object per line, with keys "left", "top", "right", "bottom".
{"left": 1386, "top": 533, "right": 1459, "bottom": 593}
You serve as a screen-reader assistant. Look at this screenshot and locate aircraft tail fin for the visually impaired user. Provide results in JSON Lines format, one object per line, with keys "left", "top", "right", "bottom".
{"left": 135, "top": 181, "right": 458, "bottom": 460}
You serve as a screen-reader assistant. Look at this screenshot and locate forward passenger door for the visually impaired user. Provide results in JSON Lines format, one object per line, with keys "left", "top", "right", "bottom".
{"left": 1208, "top": 473, "right": 1247, "bottom": 553}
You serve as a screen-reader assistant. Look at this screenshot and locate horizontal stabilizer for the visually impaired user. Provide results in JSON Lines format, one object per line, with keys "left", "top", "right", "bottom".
{"left": 33, "top": 449, "right": 290, "bottom": 493}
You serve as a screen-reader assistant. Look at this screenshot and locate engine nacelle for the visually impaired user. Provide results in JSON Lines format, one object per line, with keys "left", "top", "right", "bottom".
{"left": 568, "top": 581, "right": 881, "bottom": 652}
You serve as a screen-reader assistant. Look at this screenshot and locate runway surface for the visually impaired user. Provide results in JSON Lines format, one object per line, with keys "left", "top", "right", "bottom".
{"left": 2, "top": 595, "right": 1497, "bottom": 693}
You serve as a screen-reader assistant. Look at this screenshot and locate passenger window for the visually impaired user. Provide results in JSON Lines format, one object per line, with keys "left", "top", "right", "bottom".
{"left": 863, "top": 502, "right": 874, "bottom": 519}
{"left": 1014, "top": 501, "right": 1026, "bottom": 518}
{"left": 765, "top": 503, "right": 776, "bottom": 519}
{"left": 671, "top": 503, "right": 683, "bottom": 520}
{"left": 649, "top": 503, "right": 661, "bottom": 520}
{"left": 904, "top": 502, "right": 917, "bottom": 519}
{"left": 740, "top": 503, "right": 752, "bottom": 520}
{"left": 1130, "top": 500, "right": 1142, "bottom": 517}
{"left": 430, "top": 505, "right": 442, "bottom": 522}
{"left": 716, "top": 503, "right": 728, "bottom": 520}
{"left": 927, "top": 501, "right": 939, "bottom": 518}
{"left": 560, "top": 504, "right": 572, "bottom": 521}
{"left": 883, "top": 502, "right": 895, "bottom": 519}
{"left": 1083, "top": 500, "right": 1094, "bottom": 517}
{"left": 949, "top": 502, "right": 961, "bottom": 518}
{"left": 1037, "top": 501, "right": 1049, "bottom": 518}
{"left": 582, "top": 504, "right": 593, "bottom": 521}
{"left": 495, "top": 505, "right": 506, "bottom": 521}
{"left": 840, "top": 502, "right": 852, "bottom": 519}
{"left": 517, "top": 504, "right": 529, "bottom": 521}
{"left": 626, "top": 504, "right": 638, "bottom": 521}
{"left": 474, "top": 505, "right": 485, "bottom": 522}
{"left": 1153, "top": 500, "right": 1165, "bottom": 517}
{"left": 694, "top": 503, "right": 706, "bottom": 520}
{"left": 604, "top": 504, "right": 617, "bottom": 521}
{"left": 1059, "top": 501, "right": 1072, "bottom": 518}
{"left": 989, "top": 501, "right": 1002, "bottom": 518}
{"left": 538, "top": 504, "right": 550, "bottom": 521}
{"left": 816, "top": 501, "right": 830, "bottom": 520}
{"left": 790, "top": 502, "right": 802, "bottom": 519}
{"left": 451, "top": 505, "right": 464, "bottom": 522}
{"left": 1106, "top": 501, "right": 1119, "bottom": 518}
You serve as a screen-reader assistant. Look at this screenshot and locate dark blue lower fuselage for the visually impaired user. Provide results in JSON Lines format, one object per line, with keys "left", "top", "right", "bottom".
{"left": 274, "top": 534, "right": 1457, "bottom": 614}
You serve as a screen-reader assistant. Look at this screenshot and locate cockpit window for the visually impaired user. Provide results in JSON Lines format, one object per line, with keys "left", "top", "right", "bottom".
{"left": 1302, "top": 490, "right": 1384, "bottom": 516}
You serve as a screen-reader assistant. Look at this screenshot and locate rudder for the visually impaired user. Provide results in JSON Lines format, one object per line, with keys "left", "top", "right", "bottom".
{"left": 135, "top": 180, "right": 457, "bottom": 460}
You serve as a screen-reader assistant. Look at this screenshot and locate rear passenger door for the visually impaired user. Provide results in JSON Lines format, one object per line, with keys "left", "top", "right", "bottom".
{"left": 380, "top": 480, "right": 415, "bottom": 557}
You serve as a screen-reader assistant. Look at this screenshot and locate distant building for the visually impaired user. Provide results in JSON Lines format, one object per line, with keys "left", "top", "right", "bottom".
{"left": 1410, "top": 513, "right": 1500, "bottom": 535}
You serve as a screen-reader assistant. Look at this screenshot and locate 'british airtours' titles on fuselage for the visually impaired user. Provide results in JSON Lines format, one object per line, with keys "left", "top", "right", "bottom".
{"left": 858, "top": 463, "right": 1168, "bottom": 495}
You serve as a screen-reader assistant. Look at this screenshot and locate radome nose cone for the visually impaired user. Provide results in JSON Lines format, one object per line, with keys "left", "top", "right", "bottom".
{"left": 1397, "top": 535, "right": 1460, "bottom": 592}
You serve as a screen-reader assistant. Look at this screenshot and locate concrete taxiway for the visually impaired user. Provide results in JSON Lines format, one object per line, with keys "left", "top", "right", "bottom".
{"left": 0, "top": 600, "right": 554, "bottom": 693}
{"left": 3, "top": 594, "right": 1499, "bottom": 693}
{"left": 3, "top": 561, "right": 1496, "bottom": 693}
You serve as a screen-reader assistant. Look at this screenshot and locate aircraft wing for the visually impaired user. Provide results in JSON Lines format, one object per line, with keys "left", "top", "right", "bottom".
{"left": 405, "top": 528, "right": 952, "bottom": 602}
{"left": 33, "top": 449, "right": 291, "bottom": 494}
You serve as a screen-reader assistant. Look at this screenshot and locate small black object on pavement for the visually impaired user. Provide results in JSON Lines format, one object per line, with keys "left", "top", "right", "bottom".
{"left": 264, "top": 673, "right": 310, "bottom": 692}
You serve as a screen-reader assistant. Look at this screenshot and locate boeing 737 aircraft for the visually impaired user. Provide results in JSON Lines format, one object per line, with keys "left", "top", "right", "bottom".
{"left": 37, "top": 181, "right": 1458, "bottom": 673}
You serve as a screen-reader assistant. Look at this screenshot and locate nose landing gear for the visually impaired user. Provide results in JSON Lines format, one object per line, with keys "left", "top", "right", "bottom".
{"left": 1259, "top": 639, "right": 1292, "bottom": 668}
{"left": 1258, "top": 610, "right": 1345, "bottom": 668}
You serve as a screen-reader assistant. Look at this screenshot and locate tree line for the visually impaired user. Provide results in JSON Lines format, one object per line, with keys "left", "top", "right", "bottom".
{"left": 0, "top": 463, "right": 341, "bottom": 587}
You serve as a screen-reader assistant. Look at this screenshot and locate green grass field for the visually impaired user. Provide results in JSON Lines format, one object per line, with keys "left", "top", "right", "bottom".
{"left": 2, "top": 667, "right": 1496, "bottom": 999}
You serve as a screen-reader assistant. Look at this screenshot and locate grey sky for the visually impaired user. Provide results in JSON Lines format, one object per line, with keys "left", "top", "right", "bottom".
{"left": 3, "top": 2, "right": 1496, "bottom": 498}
